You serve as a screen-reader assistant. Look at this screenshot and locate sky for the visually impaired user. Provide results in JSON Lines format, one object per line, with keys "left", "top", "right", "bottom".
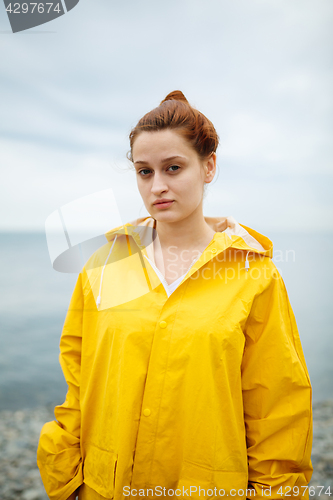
{"left": 0, "top": 0, "right": 332, "bottom": 234}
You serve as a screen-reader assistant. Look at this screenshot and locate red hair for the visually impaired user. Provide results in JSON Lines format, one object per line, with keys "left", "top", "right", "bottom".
{"left": 127, "top": 90, "right": 219, "bottom": 162}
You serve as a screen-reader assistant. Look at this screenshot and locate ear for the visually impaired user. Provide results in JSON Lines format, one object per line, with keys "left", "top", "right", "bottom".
{"left": 203, "top": 153, "right": 216, "bottom": 184}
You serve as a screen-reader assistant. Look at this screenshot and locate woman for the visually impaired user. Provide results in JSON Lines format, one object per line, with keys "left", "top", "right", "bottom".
{"left": 37, "top": 91, "right": 313, "bottom": 500}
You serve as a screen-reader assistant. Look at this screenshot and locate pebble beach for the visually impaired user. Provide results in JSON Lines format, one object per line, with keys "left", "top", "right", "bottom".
{"left": 0, "top": 400, "right": 332, "bottom": 500}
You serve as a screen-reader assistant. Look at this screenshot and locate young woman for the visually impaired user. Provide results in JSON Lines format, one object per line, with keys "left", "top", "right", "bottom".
{"left": 37, "top": 91, "right": 313, "bottom": 500}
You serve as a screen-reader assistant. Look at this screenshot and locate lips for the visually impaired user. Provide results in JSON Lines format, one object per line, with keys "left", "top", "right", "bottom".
{"left": 153, "top": 199, "right": 174, "bottom": 205}
{"left": 153, "top": 200, "right": 174, "bottom": 209}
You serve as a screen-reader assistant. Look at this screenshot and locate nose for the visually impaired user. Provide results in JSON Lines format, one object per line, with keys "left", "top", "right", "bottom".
{"left": 151, "top": 171, "right": 168, "bottom": 196}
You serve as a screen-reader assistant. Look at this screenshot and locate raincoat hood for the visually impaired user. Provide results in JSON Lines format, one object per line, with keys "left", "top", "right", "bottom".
{"left": 104, "top": 215, "right": 273, "bottom": 258}
{"left": 94, "top": 215, "right": 273, "bottom": 309}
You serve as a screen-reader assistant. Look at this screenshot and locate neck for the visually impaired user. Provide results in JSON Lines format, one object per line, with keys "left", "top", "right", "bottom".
{"left": 154, "top": 205, "right": 216, "bottom": 252}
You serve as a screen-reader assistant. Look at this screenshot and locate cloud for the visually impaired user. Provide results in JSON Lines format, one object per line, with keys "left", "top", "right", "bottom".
{"left": 0, "top": 0, "right": 332, "bottom": 231}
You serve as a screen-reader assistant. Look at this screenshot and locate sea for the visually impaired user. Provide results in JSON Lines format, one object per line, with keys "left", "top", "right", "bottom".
{"left": 0, "top": 231, "right": 332, "bottom": 411}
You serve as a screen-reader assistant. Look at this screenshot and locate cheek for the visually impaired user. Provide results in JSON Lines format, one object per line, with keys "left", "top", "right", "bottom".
{"left": 136, "top": 184, "right": 147, "bottom": 206}
{"left": 137, "top": 179, "right": 148, "bottom": 198}
{"left": 179, "top": 172, "right": 204, "bottom": 196}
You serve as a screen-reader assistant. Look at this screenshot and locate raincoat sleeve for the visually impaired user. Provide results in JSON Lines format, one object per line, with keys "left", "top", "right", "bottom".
{"left": 37, "top": 271, "right": 84, "bottom": 500}
{"left": 242, "top": 262, "right": 313, "bottom": 500}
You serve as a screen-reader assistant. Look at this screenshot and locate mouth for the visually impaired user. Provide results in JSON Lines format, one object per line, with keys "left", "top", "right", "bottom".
{"left": 153, "top": 200, "right": 174, "bottom": 209}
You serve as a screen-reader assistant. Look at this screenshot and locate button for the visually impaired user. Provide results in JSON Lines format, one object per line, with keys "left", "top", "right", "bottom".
{"left": 211, "top": 248, "right": 217, "bottom": 254}
{"left": 159, "top": 320, "right": 167, "bottom": 328}
{"left": 143, "top": 408, "right": 151, "bottom": 417}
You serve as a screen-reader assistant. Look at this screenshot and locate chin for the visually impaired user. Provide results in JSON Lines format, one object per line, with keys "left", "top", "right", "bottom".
{"left": 155, "top": 210, "right": 191, "bottom": 224}
{"left": 153, "top": 211, "right": 179, "bottom": 222}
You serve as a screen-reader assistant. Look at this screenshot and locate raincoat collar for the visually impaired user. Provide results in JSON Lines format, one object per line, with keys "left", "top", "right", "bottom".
{"left": 104, "top": 215, "right": 273, "bottom": 259}
{"left": 94, "top": 216, "right": 273, "bottom": 308}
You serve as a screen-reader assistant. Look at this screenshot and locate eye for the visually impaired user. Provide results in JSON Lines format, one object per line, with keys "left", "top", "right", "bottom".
{"left": 168, "top": 165, "right": 180, "bottom": 172}
{"left": 138, "top": 169, "right": 152, "bottom": 176}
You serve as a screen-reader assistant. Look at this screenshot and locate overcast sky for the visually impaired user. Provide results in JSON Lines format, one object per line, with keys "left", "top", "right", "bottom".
{"left": 0, "top": 0, "right": 332, "bottom": 234}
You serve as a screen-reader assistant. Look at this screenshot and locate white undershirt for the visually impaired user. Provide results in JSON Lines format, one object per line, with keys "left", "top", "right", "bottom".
{"left": 167, "top": 272, "right": 188, "bottom": 295}
{"left": 143, "top": 255, "right": 200, "bottom": 298}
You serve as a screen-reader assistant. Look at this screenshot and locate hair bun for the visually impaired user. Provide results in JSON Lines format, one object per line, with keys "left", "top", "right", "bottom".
{"left": 128, "top": 90, "right": 219, "bottom": 163}
{"left": 160, "top": 90, "right": 189, "bottom": 105}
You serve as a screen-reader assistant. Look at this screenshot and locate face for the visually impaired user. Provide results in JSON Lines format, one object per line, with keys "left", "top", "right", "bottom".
{"left": 132, "top": 129, "right": 216, "bottom": 224}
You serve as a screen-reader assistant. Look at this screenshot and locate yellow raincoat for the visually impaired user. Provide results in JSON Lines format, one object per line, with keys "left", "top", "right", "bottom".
{"left": 37, "top": 215, "right": 313, "bottom": 500}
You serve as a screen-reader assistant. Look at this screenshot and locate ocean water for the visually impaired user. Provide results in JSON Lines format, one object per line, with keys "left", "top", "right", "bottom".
{"left": 0, "top": 231, "right": 332, "bottom": 411}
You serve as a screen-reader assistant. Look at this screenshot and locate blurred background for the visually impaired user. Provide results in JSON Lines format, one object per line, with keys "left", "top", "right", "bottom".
{"left": 0, "top": 0, "right": 332, "bottom": 498}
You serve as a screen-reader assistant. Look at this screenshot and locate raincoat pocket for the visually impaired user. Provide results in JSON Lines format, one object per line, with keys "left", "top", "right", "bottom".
{"left": 83, "top": 444, "right": 118, "bottom": 499}
{"left": 176, "top": 460, "right": 248, "bottom": 500}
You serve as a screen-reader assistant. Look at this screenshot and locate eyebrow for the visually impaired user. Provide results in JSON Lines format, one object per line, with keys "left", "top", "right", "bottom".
{"left": 134, "top": 155, "right": 186, "bottom": 165}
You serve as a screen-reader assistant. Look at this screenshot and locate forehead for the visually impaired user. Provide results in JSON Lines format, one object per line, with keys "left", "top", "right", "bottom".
{"left": 132, "top": 129, "right": 196, "bottom": 163}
